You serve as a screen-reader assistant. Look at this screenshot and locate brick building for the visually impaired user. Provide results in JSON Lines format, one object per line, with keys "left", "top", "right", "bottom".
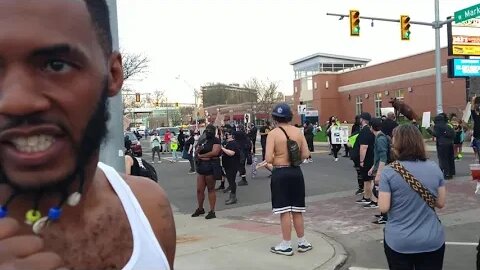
{"left": 291, "top": 48, "right": 467, "bottom": 125}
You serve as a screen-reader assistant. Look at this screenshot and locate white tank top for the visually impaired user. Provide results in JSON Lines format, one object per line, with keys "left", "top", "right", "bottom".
{"left": 98, "top": 162, "right": 170, "bottom": 270}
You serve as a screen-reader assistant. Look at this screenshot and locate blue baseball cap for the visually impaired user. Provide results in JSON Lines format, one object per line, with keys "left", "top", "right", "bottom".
{"left": 272, "top": 103, "right": 293, "bottom": 118}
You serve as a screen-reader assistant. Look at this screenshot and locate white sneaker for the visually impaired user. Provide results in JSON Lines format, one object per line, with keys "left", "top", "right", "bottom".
{"left": 303, "top": 159, "right": 309, "bottom": 164}
{"left": 297, "top": 240, "right": 313, "bottom": 253}
{"left": 334, "top": 158, "right": 338, "bottom": 162}
{"left": 270, "top": 243, "right": 293, "bottom": 256}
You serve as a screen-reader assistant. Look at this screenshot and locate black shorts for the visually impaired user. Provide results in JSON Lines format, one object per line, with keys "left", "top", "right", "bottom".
{"left": 196, "top": 160, "right": 222, "bottom": 179}
{"left": 360, "top": 165, "right": 374, "bottom": 182}
{"left": 270, "top": 166, "right": 306, "bottom": 214}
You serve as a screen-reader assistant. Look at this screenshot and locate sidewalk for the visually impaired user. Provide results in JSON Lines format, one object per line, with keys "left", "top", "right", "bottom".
{"left": 174, "top": 213, "right": 346, "bottom": 270}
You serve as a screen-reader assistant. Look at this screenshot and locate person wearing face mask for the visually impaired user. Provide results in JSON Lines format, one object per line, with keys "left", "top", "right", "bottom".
{"left": 220, "top": 126, "right": 241, "bottom": 205}
{"left": 191, "top": 125, "right": 222, "bottom": 219}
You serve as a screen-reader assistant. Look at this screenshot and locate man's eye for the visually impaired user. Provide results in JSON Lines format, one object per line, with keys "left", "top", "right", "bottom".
{"left": 44, "top": 60, "right": 73, "bottom": 73}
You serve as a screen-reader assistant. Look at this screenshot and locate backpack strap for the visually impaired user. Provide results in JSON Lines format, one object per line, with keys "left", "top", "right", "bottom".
{"left": 390, "top": 161, "right": 437, "bottom": 210}
{"left": 278, "top": 127, "right": 290, "bottom": 140}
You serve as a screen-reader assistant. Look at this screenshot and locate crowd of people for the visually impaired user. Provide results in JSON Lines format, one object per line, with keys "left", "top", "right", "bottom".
{"left": 2, "top": 0, "right": 479, "bottom": 269}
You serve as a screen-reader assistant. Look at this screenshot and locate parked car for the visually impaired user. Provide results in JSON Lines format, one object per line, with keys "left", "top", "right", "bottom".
{"left": 124, "top": 131, "right": 142, "bottom": 157}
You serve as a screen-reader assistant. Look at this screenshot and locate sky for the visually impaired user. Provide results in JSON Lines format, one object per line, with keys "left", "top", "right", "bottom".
{"left": 116, "top": 0, "right": 480, "bottom": 104}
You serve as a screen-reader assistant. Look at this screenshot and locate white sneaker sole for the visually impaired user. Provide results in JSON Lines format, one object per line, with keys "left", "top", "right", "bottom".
{"left": 297, "top": 246, "right": 313, "bottom": 253}
{"left": 270, "top": 249, "right": 294, "bottom": 256}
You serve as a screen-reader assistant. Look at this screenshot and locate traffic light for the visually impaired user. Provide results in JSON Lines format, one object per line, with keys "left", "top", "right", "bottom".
{"left": 135, "top": 93, "right": 140, "bottom": 103}
{"left": 400, "top": 15, "right": 411, "bottom": 40}
{"left": 349, "top": 10, "right": 360, "bottom": 36}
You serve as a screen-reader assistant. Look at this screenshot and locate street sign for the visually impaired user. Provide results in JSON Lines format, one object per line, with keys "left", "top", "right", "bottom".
{"left": 305, "top": 110, "right": 319, "bottom": 117}
{"left": 448, "top": 58, "right": 480, "bottom": 78}
{"left": 448, "top": 17, "right": 480, "bottom": 56}
{"left": 455, "top": 3, "right": 480, "bottom": 24}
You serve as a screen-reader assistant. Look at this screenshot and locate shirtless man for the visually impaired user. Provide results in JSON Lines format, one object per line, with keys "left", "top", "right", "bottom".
{"left": 265, "top": 103, "right": 313, "bottom": 256}
{"left": 0, "top": 1, "right": 175, "bottom": 269}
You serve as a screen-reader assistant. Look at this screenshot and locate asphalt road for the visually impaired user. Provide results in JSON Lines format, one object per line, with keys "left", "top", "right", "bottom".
{"left": 139, "top": 139, "right": 479, "bottom": 270}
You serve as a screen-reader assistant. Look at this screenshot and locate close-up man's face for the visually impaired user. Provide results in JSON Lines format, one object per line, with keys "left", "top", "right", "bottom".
{"left": 0, "top": 0, "right": 122, "bottom": 190}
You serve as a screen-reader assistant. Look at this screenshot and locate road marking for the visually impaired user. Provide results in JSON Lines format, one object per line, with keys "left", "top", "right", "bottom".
{"left": 161, "top": 157, "right": 189, "bottom": 163}
{"left": 349, "top": 267, "right": 387, "bottom": 270}
{"left": 445, "top": 241, "right": 478, "bottom": 246}
{"left": 380, "top": 240, "right": 478, "bottom": 246}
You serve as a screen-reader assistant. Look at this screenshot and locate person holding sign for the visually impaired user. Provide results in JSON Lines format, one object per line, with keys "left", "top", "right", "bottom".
{"left": 327, "top": 116, "right": 342, "bottom": 162}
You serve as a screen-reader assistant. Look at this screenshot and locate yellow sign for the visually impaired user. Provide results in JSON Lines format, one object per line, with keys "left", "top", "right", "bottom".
{"left": 452, "top": 45, "right": 480, "bottom": 56}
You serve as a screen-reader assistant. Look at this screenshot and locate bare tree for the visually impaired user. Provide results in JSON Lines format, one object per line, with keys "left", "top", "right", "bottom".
{"left": 121, "top": 51, "right": 150, "bottom": 113}
{"left": 243, "top": 78, "right": 283, "bottom": 114}
{"left": 152, "top": 90, "right": 166, "bottom": 107}
{"left": 121, "top": 51, "right": 150, "bottom": 81}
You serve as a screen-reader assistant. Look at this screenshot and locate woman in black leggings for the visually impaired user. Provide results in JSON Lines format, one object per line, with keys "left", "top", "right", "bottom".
{"left": 221, "top": 127, "right": 241, "bottom": 205}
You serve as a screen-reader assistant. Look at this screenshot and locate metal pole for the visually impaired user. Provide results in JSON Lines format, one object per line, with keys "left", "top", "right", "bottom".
{"left": 99, "top": 0, "right": 125, "bottom": 172}
{"left": 434, "top": 0, "right": 443, "bottom": 114}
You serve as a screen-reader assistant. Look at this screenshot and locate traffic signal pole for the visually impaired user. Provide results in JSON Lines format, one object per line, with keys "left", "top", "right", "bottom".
{"left": 327, "top": 0, "right": 454, "bottom": 114}
{"left": 99, "top": 0, "right": 125, "bottom": 172}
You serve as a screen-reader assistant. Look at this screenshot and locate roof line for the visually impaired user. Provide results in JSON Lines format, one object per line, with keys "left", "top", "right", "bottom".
{"left": 290, "top": 52, "right": 371, "bottom": 65}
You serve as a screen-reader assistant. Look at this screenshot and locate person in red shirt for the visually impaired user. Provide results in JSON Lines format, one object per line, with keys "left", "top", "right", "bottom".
{"left": 164, "top": 129, "right": 172, "bottom": 153}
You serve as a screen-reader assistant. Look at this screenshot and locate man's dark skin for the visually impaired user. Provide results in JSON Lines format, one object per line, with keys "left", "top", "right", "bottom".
{"left": 0, "top": 1, "right": 175, "bottom": 269}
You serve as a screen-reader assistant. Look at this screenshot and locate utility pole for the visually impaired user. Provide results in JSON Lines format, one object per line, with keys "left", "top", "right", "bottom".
{"left": 433, "top": 0, "right": 442, "bottom": 115}
{"left": 327, "top": 0, "right": 454, "bottom": 114}
{"left": 99, "top": 0, "right": 125, "bottom": 172}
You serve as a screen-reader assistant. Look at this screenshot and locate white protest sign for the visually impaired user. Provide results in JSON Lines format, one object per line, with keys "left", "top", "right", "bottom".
{"left": 421, "top": 112, "right": 431, "bottom": 128}
{"left": 331, "top": 125, "right": 350, "bottom": 145}
{"left": 463, "top": 102, "right": 472, "bottom": 123}
{"left": 380, "top": 107, "right": 395, "bottom": 117}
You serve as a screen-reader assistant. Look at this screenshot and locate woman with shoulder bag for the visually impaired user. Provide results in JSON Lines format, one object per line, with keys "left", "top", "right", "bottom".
{"left": 378, "top": 124, "right": 446, "bottom": 270}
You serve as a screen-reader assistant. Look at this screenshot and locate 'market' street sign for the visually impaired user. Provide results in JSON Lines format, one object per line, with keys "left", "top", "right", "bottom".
{"left": 455, "top": 3, "right": 480, "bottom": 23}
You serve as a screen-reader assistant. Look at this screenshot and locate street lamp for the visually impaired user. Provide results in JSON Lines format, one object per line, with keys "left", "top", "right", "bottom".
{"left": 176, "top": 75, "right": 199, "bottom": 130}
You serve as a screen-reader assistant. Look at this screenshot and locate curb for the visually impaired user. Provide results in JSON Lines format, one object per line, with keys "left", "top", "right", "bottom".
{"left": 314, "top": 232, "right": 348, "bottom": 270}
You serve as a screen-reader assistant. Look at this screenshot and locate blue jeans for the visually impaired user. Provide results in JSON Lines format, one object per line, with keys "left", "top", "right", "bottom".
{"left": 172, "top": 150, "right": 178, "bottom": 161}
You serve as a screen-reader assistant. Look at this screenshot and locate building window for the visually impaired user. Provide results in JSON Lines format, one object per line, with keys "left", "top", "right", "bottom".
{"left": 294, "top": 86, "right": 297, "bottom": 93}
{"left": 374, "top": 93, "right": 382, "bottom": 117}
{"left": 307, "top": 77, "right": 313, "bottom": 91}
{"left": 395, "top": 89, "right": 405, "bottom": 101}
{"left": 355, "top": 96, "right": 363, "bottom": 115}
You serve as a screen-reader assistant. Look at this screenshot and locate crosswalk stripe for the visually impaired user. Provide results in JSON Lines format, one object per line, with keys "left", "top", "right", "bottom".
{"left": 349, "top": 267, "right": 387, "bottom": 270}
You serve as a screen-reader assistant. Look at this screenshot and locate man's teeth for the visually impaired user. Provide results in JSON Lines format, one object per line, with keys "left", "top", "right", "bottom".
{"left": 11, "top": 135, "right": 55, "bottom": 153}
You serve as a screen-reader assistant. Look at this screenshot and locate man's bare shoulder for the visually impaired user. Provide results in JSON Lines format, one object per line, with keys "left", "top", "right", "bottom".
{"left": 122, "top": 175, "right": 168, "bottom": 202}
{"left": 123, "top": 175, "right": 176, "bottom": 267}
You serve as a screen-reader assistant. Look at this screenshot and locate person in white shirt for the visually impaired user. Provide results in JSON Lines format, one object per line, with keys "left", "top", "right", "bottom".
{"left": 151, "top": 132, "right": 162, "bottom": 163}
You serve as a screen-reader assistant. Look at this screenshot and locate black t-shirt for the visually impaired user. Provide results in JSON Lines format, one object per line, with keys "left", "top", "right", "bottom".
{"left": 184, "top": 136, "right": 195, "bottom": 153}
{"left": 304, "top": 124, "right": 314, "bottom": 136}
{"left": 198, "top": 137, "right": 221, "bottom": 155}
{"left": 248, "top": 126, "right": 258, "bottom": 140}
{"left": 222, "top": 140, "right": 240, "bottom": 168}
{"left": 260, "top": 125, "right": 271, "bottom": 142}
{"left": 357, "top": 125, "right": 375, "bottom": 167}
{"left": 472, "top": 110, "right": 480, "bottom": 139}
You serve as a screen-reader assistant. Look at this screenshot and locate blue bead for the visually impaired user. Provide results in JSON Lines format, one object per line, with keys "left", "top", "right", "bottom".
{"left": 0, "top": 206, "right": 7, "bottom": 218}
{"left": 47, "top": 207, "right": 62, "bottom": 221}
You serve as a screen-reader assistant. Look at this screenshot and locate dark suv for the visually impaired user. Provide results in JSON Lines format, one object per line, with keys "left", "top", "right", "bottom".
{"left": 124, "top": 131, "right": 142, "bottom": 157}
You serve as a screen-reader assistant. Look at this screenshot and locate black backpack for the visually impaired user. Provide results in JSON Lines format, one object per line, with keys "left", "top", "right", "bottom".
{"left": 133, "top": 157, "right": 158, "bottom": 182}
{"left": 278, "top": 127, "right": 303, "bottom": 167}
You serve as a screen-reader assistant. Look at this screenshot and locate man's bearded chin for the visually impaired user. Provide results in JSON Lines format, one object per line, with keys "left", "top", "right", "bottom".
{"left": 0, "top": 82, "right": 110, "bottom": 193}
